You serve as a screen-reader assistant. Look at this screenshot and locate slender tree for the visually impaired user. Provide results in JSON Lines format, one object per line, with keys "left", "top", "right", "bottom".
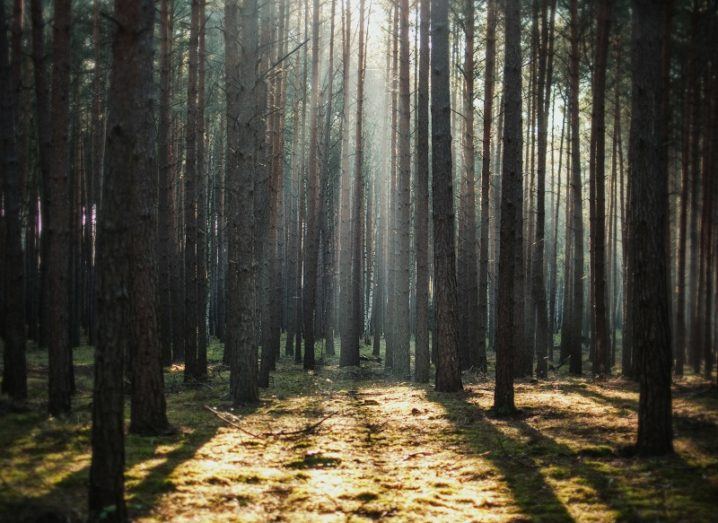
{"left": 476, "top": 0, "right": 496, "bottom": 375}
{"left": 589, "top": 0, "right": 613, "bottom": 378}
{"left": 414, "top": 0, "right": 430, "bottom": 382}
{"left": 302, "top": 0, "right": 322, "bottom": 370}
{"left": 47, "top": 0, "right": 73, "bottom": 416}
{"left": 629, "top": 0, "right": 672, "bottom": 456}
{"left": 431, "top": 0, "right": 462, "bottom": 392}
{"left": 394, "top": 0, "right": 411, "bottom": 377}
{"left": 0, "top": 0, "right": 27, "bottom": 402}
{"left": 494, "top": 0, "right": 523, "bottom": 414}
{"left": 457, "top": 0, "right": 480, "bottom": 371}
{"left": 226, "top": 0, "right": 259, "bottom": 404}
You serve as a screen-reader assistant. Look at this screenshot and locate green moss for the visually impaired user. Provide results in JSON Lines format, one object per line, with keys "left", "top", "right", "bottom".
{"left": 2, "top": 338, "right": 717, "bottom": 522}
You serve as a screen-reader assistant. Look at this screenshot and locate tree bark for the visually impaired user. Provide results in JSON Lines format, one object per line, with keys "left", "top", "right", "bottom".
{"left": 226, "top": 0, "right": 259, "bottom": 404}
{"left": 0, "top": 0, "right": 27, "bottom": 402}
{"left": 47, "top": 0, "right": 73, "bottom": 417}
{"left": 494, "top": 0, "right": 523, "bottom": 414}
{"left": 431, "top": 0, "right": 462, "bottom": 393}
{"left": 629, "top": 0, "right": 672, "bottom": 456}
{"left": 589, "top": 0, "right": 613, "bottom": 378}
{"left": 88, "top": 0, "right": 157, "bottom": 517}
{"left": 414, "top": 0, "right": 430, "bottom": 382}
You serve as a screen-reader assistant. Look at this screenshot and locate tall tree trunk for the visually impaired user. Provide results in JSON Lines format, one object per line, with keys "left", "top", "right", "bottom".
{"left": 494, "top": 0, "right": 523, "bottom": 414}
{"left": 196, "top": 0, "right": 208, "bottom": 380}
{"left": 349, "top": 0, "right": 367, "bottom": 366}
{"left": 30, "top": 0, "right": 51, "bottom": 350}
{"left": 89, "top": 0, "right": 156, "bottom": 517}
{"left": 476, "top": 0, "right": 496, "bottom": 375}
{"left": 563, "top": 0, "right": 584, "bottom": 376}
{"left": 393, "top": 0, "right": 411, "bottom": 377}
{"left": 0, "top": 0, "right": 27, "bottom": 402}
{"left": 302, "top": 0, "right": 322, "bottom": 370}
{"left": 157, "top": 0, "right": 173, "bottom": 366}
{"left": 589, "top": 0, "right": 613, "bottom": 378}
{"left": 431, "top": 0, "right": 462, "bottom": 392}
{"left": 629, "top": 0, "right": 672, "bottom": 456}
{"left": 184, "top": 0, "right": 201, "bottom": 382}
{"left": 532, "top": 0, "right": 551, "bottom": 379}
{"left": 47, "top": 0, "right": 73, "bottom": 416}
{"left": 226, "top": 0, "right": 259, "bottom": 404}
{"left": 414, "top": 0, "right": 431, "bottom": 382}
{"left": 457, "top": 0, "right": 479, "bottom": 371}
{"left": 339, "top": 0, "right": 354, "bottom": 366}
{"left": 128, "top": 0, "right": 169, "bottom": 432}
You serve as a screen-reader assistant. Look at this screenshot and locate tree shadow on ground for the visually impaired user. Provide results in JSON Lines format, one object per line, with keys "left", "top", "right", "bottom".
{"left": 427, "top": 387, "right": 718, "bottom": 522}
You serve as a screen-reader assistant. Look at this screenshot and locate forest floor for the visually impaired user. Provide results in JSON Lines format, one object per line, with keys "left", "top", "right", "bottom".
{"left": 1, "top": 341, "right": 717, "bottom": 522}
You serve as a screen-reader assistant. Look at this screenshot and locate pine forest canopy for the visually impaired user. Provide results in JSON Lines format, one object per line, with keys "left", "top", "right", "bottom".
{"left": 0, "top": 0, "right": 717, "bottom": 521}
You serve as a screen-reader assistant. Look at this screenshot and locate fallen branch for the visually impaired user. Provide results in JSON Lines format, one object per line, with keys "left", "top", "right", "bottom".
{"left": 205, "top": 405, "right": 337, "bottom": 439}
{"left": 204, "top": 405, "right": 264, "bottom": 440}
{"left": 403, "top": 451, "right": 433, "bottom": 461}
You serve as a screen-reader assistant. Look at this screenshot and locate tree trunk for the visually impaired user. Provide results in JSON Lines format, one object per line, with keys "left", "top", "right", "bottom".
{"left": 414, "top": 0, "right": 430, "bottom": 382}
{"left": 588, "top": 0, "right": 613, "bottom": 378}
{"left": 128, "top": 0, "right": 169, "bottom": 432}
{"left": 629, "top": 0, "right": 672, "bottom": 456}
{"left": 393, "top": 0, "right": 411, "bottom": 377}
{"left": 0, "top": 0, "right": 27, "bottom": 402}
{"left": 476, "top": 0, "right": 496, "bottom": 375}
{"left": 339, "top": 0, "right": 354, "bottom": 366}
{"left": 183, "top": 0, "right": 200, "bottom": 382}
{"left": 157, "top": 0, "right": 173, "bottom": 367}
{"left": 431, "top": 0, "right": 462, "bottom": 393}
{"left": 226, "top": 0, "right": 259, "bottom": 405}
{"left": 494, "top": 0, "right": 523, "bottom": 414}
{"left": 47, "top": 0, "right": 73, "bottom": 417}
{"left": 302, "top": 0, "right": 322, "bottom": 370}
{"left": 88, "top": 0, "right": 156, "bottom": 517}
{"left": 457, "top": 0, "right": 479, "bottom": 371}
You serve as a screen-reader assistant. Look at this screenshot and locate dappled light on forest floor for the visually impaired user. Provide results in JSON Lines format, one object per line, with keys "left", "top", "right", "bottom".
{"left": 1, "top": 343, "right": 717, "bottom": 521}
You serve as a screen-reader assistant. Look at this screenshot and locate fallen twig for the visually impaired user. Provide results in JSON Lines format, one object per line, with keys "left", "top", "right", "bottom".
{"left": 204, "top": 405, "right": 265, "bottom": 440}
{"left": 205, "top": 405, "right": 337, "bottom": 439}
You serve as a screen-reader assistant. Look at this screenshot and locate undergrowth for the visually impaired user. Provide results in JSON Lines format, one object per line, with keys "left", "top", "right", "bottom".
{"left": 1, "top": 339, "right": 717, "bottom": 522}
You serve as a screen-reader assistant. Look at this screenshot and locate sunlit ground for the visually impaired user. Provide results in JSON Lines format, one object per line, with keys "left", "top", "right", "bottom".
{"left": 1, "top": 339, "right": 717, "bottom": 522}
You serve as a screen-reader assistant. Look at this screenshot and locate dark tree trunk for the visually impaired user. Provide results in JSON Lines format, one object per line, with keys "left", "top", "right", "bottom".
{"left": 476, "top": 0, "right": 496, "bottom": 375}
{"left": 183, "top": 0, "right": 200, "bottom": 382}
{"left": 157, "top": 0, "right": 173, "bottom": 367}
{"left": 431, "top": 0, "right": 462, "bottom": 393}
{"left": 589, "top": 0, "right": 613, "bottom": 378}
{"left": 302, "top": 0, "right": 321, "bottom": 370}
{"left": 196, "top": 0, "right": 208, "bottom": 380}
{"left": 394, "top": 0, "right": 411, "bottom": 377}
{"left": 629, "top": 0, "right": 672, "bottom": 457}
{"left": 0, "top": 0, "right": 27, "bottom": 402}
{"left": 128, "top": 0, "right": 169, "bottom": 435}
{"left": 226, "top": 0, "right": 259, "bottom": 404}
{"left": 494, "top": 0, "right": 523, "bottom": 415}
{"left": 414, "top": 0, "right": 430, "bottom": 382}
{"left": 563, "top": 0, "right": 584, "bottom": 376}
{"left": 47, "top": 0, "right": 73, "bottom": 417}
{"left": 350, "top": 0, "right": 368, "bottom": 367}
{"left": 89, "top": 0, "right": 157, "bottom": 517}
{"left": 457, "top": 0, "right": 479, "bottom": 371}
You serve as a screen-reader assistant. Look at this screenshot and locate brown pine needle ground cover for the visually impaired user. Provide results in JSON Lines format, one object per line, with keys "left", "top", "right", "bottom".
{"left": 1, "top": 342, "right": 717, "bottom": 522}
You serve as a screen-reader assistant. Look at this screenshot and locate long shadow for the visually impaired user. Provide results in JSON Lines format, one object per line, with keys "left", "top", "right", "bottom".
{"left": 429, "top": 387, "right": 718, "bottom": 521}
{"left": 427, "top": 391, "right": 576, "bottom": 522}
{"left": 562, "top": 381, "right": 718, "bottom": 458}
{"left": 126, "top": 423, "right": 221, "bottom": 519}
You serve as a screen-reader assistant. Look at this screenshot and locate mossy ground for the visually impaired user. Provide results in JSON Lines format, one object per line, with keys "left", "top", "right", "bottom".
{"left": 1, "top": 339, "right": 717, "bottom": 522}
